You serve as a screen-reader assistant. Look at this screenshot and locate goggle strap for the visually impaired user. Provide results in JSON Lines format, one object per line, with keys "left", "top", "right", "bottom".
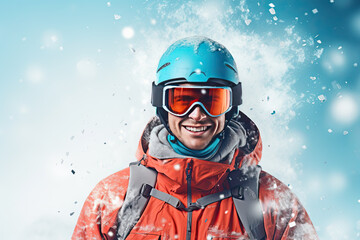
{"left": 151, "top": 82, "right": 164, "bottom": 107}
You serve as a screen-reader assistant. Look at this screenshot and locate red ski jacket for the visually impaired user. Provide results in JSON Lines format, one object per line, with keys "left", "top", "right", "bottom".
{"left": 72, "top": 114, "right": 318, "bottom": 240}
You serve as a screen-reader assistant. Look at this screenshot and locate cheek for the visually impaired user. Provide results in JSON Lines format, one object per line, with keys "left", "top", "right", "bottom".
{"left": 214, "top": 116, "right": 225, "bottom": 134}
{"left": 168, "top": 114, "right": 181, "bottom": 131}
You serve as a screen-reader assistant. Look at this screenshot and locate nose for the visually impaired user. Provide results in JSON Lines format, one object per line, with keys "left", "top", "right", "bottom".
{"left": 188, "top": 105, "right": 207, "bottom": 121}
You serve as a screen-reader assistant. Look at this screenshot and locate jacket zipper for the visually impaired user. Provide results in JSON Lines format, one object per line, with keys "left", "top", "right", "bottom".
{"left": 186, "top": 161, "right": 193, "bottom": 240}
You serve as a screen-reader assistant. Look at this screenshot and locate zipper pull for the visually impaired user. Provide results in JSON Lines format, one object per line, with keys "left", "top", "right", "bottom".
{"left": 186, "top": 161, "right": 193, "bottom": 180}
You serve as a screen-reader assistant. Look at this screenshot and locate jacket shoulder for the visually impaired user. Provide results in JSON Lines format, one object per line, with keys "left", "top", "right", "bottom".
{"left": 258, "top": 171, "right": 319, "bottom": 240}
{"left": 72, "top": 167, "right": 130, "bottom": 239}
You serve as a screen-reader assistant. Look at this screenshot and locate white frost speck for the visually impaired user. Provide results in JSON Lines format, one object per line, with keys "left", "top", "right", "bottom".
{"left": 358, "top": 199, "right": 360, "bottom": 203}
{"left": 107, "top": 2, "right": 111, "bottom": 7}
{"left": 269, "top": 8, "right": 276, "bottom": 15}
{"left": 328, "top": 129, "right": 333, "bottom": 133}
{"left": 108, "top": 231, "right": 114, "bottom": 237}
{"left": 331, "top": 81, "right": 341, "bottom": 90}
{"left": 330, "top": 0, "right": 334, "bottom": 2}
{"left": 354, "top": 63, "right": 358, "bottom": 67}
{"left": 343, "top": 131, "right": 348, "bottom": 135}
{"left": 312, "top": 8, "right": 318, "bottom": 14}
{"left": 195, "top": 68, "right": 201, "bottom": 74}
{"left": 122, "top": 27, "right": 135, "bottom": 39}
{"left": 151, "top": 19, "right": 156, "bottom": 25}
{"left": 314, "top": 48, "right": 324, "bottom": 58}
{"left": 289, "top": 221, "right": 296, "bottom": 228}
{"left": 273, "top": 183, "right": 277, "bottom": 188}
{"left": 114, "top": 14, "right": 121, "bottom": 20}
{"left": 174, "top": 164, "right": 180, "bottom": 171}
{"left": 310, "top": 76, "right": 317, "bottom": 80}
{"left": 269, "top": 3, "right": 275, "bottom": 7}
{"left": 273, "top": 16, "right": 278, "bottom": 21}
{"left": 338, "top": 46, "right": 342, "bottom": 50}
{"left": 219, "top": 194, "right": 225, "bottom": 199}
{"left": 317, "top": 40, "right": 322, "bottom": 44}
{"left": 245, "top": 19, "right": 252, "bottom": 25}
{"left": 318, "top": 94, "right": 326, "bottom": 102}
{"left": 302, "top": 145, "right": 307, "bottom": 150}
{"left": 225, "top": 210, "right": 228, "bottom": 214}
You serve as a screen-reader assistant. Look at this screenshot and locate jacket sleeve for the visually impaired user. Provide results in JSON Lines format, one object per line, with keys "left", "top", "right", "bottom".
{"left": 259, "top": 171, "right": 319, "bottom": 240}
{"left": 72, "top": 168, "right": 130, "bottom": 240}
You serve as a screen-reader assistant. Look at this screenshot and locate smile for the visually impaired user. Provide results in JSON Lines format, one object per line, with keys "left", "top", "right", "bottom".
{"left": 184, "top": 126, "right": 210, "bottom": 132}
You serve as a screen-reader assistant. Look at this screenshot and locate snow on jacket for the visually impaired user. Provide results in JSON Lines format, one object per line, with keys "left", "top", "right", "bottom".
{"left": 72, "top": 112, "right": 318, "bottom": 240}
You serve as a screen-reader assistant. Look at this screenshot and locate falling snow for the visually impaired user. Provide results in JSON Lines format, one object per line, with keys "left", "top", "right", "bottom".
{"left": 2, "top": 1, "right": 358, "bottom": 239}
{"left": 122, "top": 27, "right": 135, "bottom": 39}
{"left": 317, "top": 94, "right": 326, "bottom": 102}
{"left": 289, "top": 221, "right": 296, "bottom": 228}
{"left": 245, "top": 19, "right": 252, "bottom": 25}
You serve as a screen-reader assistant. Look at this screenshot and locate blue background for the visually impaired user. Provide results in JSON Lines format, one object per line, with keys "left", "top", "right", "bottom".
{"left": 0, "top": 0, "right": 359, "bottom": 239}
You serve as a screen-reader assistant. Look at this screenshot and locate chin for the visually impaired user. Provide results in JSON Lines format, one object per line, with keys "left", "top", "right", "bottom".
{"left": 185, "top": 140, "right": 208, "bottom": 150}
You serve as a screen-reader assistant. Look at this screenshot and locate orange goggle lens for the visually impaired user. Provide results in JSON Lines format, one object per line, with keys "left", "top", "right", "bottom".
{"left": 165, "top": 87, "right": 231, "bottom": 117}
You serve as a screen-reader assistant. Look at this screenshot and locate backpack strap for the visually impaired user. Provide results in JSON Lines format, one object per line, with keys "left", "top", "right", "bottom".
{"left": 228, "top": 165, "right": 266, "bottom": 240}
{"left": 141, "top": 183, "right": 233, "bottom": 212}
{"left": 117, "top": 161, "right": 157, "bottom": 240}
{"left": 116, "top": 162, "right": 265, "bottom": 240}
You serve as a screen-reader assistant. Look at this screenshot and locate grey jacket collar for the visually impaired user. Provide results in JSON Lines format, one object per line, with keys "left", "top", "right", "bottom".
{"left": 148, "top": 119, "right": 247, "bottom": 163}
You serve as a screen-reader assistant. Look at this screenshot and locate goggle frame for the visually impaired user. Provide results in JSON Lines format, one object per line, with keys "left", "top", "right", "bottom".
{"left": 162, "top": 85, "right": 233, "bottom": 118}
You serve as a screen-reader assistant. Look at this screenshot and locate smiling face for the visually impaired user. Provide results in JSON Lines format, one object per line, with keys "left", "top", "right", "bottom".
{"left": 167, "top": 84, "right": 226, "bottom": 150}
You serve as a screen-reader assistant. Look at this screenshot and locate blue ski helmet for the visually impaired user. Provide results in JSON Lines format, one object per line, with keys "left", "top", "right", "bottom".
{"left": 156, "top": 36, "right": 239, "bottom": 85}
{"left": 151, "top": 36, "right": 242, "bottom": 136}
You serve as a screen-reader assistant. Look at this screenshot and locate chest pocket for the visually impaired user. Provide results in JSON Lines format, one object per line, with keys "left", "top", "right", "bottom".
{"left": 126, "top": 232, "right": 161, "bottom": 240}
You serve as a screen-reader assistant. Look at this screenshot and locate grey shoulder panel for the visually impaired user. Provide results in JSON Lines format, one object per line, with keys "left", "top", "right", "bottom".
{"left": 229, "top": 165, "right": 266, "bottom": 240}
{"left": 117, "top": 162, "right": 157, "bottom": 240}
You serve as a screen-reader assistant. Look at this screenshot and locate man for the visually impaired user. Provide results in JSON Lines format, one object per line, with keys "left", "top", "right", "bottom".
{"left": 72, "top": 36, "right": 318, "bottom": 239}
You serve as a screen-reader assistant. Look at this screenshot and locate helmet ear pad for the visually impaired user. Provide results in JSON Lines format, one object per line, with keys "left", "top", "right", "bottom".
{"left": 156, "top": 107, "right": 173, "bottom": 135}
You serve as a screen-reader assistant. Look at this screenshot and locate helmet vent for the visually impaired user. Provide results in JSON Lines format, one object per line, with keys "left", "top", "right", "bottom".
{"left": 225, "top": 63, "right": 237, "bottom": 73}
{"left": 157, "top": 62, "right": 170, "bottom": 73}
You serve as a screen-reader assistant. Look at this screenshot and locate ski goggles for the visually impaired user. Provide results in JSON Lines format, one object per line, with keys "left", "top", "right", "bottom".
{"left": 152, "top": 82, "right": 242, "bottom": 117}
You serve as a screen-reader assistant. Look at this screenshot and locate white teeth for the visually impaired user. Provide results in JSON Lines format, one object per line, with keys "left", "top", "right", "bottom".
{"left": 184, "top": 126, "right": 208, "bottom": 132}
